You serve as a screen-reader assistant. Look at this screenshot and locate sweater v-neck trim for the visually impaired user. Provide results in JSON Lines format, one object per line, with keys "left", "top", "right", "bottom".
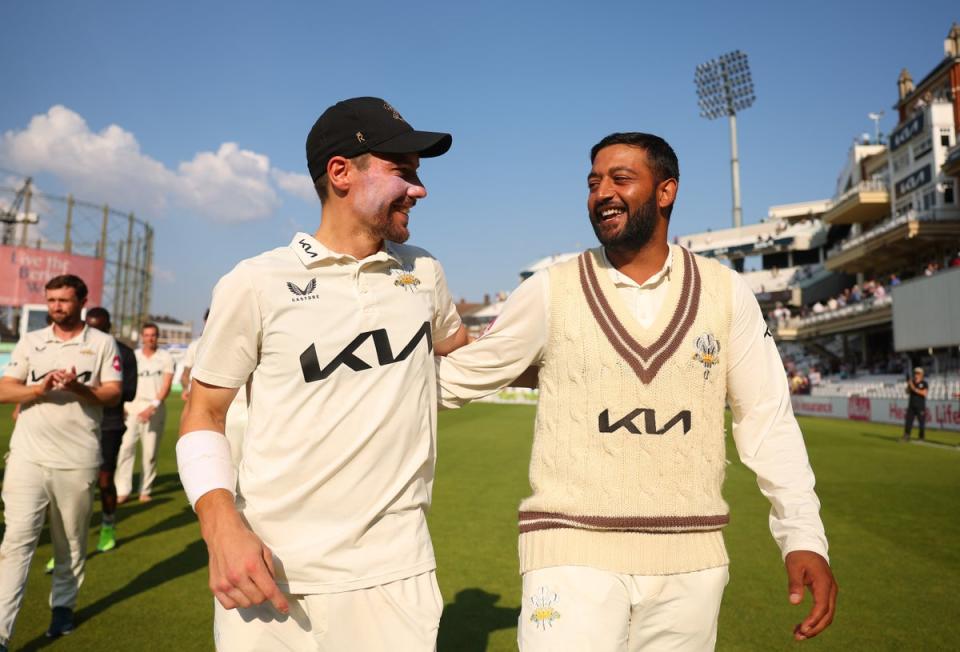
{"left": 578, "top": 244, "right": 701, "bottom": 384}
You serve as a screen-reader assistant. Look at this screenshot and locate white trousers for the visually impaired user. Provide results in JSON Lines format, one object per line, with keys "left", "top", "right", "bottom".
{"left": 116, "top": 403, "right": 166, "bottom": 497}
{"left": 518, "top": 565, "right": 729, "bottom": 652}
{"left": 0, "top": 454, "right": 96, "bottom": 644}
{"left": 213, "top": 571, "right": 442, "bottom": 652}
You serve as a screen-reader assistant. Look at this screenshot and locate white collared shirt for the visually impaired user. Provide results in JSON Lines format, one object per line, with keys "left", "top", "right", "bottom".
{"left": 193, "top": 233, "right": 462, "bottom": 593}
{"left": 439, "top": 246, "right": 829, "bottom": 561}
{"left": 4, "top": 324, "right": 121, "bottom": 469}
{"left": 129, "top": 348, "right": 174, "bottom": 406}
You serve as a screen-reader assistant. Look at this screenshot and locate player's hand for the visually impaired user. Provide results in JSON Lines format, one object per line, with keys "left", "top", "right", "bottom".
{"left": 198, "top": 491, "right": 289, "bottom": 615}
{"left": 55, "top": 366, "right": 83, "bottom": 392}
{"left": 786, "top": 550, "right": 837, "bottom": 641}
{"left": 35, "top": 372, "right": 58, "bottom": 398}
{"left": 137, "top": 406, "right": 154, "bottom": 422}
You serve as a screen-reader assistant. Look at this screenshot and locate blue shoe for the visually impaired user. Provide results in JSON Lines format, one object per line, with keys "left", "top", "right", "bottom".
{"left": 45, "top": 606, "right": 74, "bottom": 638}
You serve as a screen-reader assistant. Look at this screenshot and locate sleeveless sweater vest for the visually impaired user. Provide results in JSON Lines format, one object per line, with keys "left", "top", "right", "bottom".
{"left": 518, "top": 245, "right": 734, "bottom": 575}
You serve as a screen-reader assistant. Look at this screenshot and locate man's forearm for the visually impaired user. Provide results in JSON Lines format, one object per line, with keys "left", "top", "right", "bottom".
{"left": 0, "top": 381, "right": 40, "bottom": 404}
{"left": 196, "top": 488, "right": 244, "bottom": 538}
{"left": 70, "top": 383, "right": 122, "bottom": 407}
{"left": 157, "top": 374, "right": 174, "bottom": 402}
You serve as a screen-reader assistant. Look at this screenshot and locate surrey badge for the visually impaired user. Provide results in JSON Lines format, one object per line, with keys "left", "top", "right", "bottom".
{"left": 693, "top": 332, "right": 721, "bottom": 379}
{"left": 529, "top": 586, "right": 561, "bottom": 630}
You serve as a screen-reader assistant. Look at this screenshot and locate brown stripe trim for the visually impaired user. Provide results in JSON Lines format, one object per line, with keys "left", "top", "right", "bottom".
{"left": 583, "top": 248, "right": 693, "bottom": 360}
{"left": 518, "top": 521, "right": 726, "bottom": 535}
{"left": 519, "top": 511, "right": 729, "bottom": 529}
{"left": 578, "top": 248, "right": 702, "bottom": 383}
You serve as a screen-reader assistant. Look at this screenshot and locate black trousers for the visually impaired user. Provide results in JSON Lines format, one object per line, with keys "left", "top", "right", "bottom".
{"left": 904, "top": 404, "right": 926, "bottom": 439}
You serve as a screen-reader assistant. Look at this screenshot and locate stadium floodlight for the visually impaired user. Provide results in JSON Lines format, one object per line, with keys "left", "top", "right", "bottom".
{"left": 694, "top": 50, "right": 756, "bottom": 229}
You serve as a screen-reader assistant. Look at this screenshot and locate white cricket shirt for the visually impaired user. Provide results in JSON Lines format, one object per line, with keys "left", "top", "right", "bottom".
{"left": 4, "top": 325, "right": 121, "bottom": 469}
{"left": 129, "top": 348, "right": 174, "bottom": 406}
{"left": 192, "top": 233, "right": 462, "bottom": 593}
{"left": 439, "top": 246, "right": 829, "bottom": 561}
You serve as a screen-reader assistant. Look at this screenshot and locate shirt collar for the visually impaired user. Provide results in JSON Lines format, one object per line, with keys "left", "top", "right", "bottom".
{"left": 289, "top": 232, "right": 401, "bottom": 268}
{"left": 42, "top": 323, "right": 89, "bottom": 345}
{"left": 600, "top": 245, "right": 674, "bottom": 290}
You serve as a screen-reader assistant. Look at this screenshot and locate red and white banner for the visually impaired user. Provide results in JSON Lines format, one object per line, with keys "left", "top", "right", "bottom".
{"left": 792, "top": 395, "right": 960, "bottom": 432}
{"left": 0, "top": 245, "right": 105, "bottom": 306}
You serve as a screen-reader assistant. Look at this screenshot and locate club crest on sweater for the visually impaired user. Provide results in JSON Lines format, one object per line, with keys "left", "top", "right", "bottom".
{"left": 529, "top": 586, "right": 561, "bottom": 630}
{"left": 693, "top": 332, "right": 721, "bottom": 379}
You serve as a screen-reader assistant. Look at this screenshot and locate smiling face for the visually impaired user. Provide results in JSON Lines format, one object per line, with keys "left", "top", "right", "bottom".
{"left": 587, "top": 144, "right": 664, "bottom": 251}
{"left": 351, "top": 152, "right": 426, "bottom": 243}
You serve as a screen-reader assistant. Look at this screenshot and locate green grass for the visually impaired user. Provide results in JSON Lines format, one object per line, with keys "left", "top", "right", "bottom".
{"left": 1, "top": 398, "right": 958, "bottom": 650}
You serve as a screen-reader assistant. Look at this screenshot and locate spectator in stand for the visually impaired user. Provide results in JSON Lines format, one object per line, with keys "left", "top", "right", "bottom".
{"left": 889, "top": 273, "right": 901, "bottom": 286}
{"left": 809, "top": 366, "right": 822, "bottom": 387}
{"left": 902, "top": 367, "right": 929, "bottom": 442}
{"left": 873, "top": 283, "right": 887, "bottom": 299}
{"left": 924, "top": 262, "right": 939, "bottom": 276}
{"left": 827, "top": 296, "right": 838, "bottom": 311}
{"left": 812, "top": 301, "right": 826, "bottom": 314}
{"left": 850, "top": 285, "right": 862, "bottom": 303}
{"left": 836, "top": 292, "right": 847, "bottom": 308}
{"left": 950, "top": 252, "right": 960, "bottom": 268}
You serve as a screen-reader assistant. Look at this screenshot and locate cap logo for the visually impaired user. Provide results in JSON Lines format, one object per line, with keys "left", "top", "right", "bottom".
{"left": 383, "top": 102, "right": 403, "bottom": 120}
{"left": 356, "top": 131, "right": 365, "bottom": 143}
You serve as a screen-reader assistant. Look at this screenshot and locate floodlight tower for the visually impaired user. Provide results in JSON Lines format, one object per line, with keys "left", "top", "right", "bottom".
{"left": 695, "top": 50, "right": 756, "bottom": 229}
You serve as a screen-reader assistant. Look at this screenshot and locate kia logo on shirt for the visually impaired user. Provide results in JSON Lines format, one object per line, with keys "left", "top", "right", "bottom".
{"left": 299, "top": 322, "right": 432, "bottom": 382}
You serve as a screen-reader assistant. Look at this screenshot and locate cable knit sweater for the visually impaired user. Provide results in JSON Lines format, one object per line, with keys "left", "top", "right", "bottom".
{"left": 518, "top": 245, "right": 734, "bottom": 575}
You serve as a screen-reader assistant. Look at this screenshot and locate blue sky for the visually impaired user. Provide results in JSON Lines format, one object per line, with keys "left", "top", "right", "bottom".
{"left": 1, "top": 1, "right": 957, "bottom": 326}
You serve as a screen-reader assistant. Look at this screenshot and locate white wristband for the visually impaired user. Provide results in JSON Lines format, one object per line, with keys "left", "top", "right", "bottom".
{"left": 150, "top": 398, "right": 161, "bottom": 408}
{"left": 176, "top": 430, "right": 237, "bottom": 510}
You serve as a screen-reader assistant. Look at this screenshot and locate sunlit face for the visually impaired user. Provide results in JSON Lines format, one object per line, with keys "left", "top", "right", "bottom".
{"left": 45, "top": 287, "right": 84, "bottom": 327}
{"left": 351, "top": 153, "right": 426, "bottom": 243}
{"left": 141, "top": 326, "right": 159, "bottom": 351}
{"left": 587, "top": 144, "right": 661, "bottom": 250}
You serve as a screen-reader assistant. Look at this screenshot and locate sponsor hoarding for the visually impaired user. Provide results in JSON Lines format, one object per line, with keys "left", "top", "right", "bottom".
{"left": 792, "top": 395, "right": 960, "bottom": 432}
{"left": 0, "top": 245, "right": 105, "bottom": 306}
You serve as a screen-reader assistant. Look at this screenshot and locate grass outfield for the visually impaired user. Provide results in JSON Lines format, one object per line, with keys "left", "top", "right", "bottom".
{"left": 0, "top": 397, "right": 957, "bottom": 651}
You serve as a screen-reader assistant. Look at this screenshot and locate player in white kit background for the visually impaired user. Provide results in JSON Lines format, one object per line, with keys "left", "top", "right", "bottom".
{"left": 177, "top": 97, "right": 468, "bottom": 651}
{"left": 0, "top": 275, "right": 121, "bottom": 648}
{"left": 116, "top": 322, "right": 174, "bottom": 503}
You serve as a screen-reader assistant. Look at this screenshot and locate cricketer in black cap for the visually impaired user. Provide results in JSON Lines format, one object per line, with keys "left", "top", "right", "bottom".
{"left": 178, "top": 96, "right": 468, "bottom": 651}
{"left": 305, "top": 96, "right": 454, "bottom": 249}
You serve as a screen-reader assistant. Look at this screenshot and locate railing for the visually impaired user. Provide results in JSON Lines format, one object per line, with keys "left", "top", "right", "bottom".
{"left": 826, "top": 208, "right": 960, "bottom": 258}
{"left": 829, "top": 178, "right": 889, "bottom": 206}
{"left": 778, "top": 294, "right": 892, "bottom": 330}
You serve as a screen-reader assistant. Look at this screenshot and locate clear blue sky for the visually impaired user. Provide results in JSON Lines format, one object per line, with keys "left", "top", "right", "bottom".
{"left": 1, "top": 1, "right": 957, "bottom": 326}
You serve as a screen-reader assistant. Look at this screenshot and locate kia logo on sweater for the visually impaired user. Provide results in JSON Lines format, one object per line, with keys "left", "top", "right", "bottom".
{"left": 598, "top": 408, "right": 692, "bottom": 435}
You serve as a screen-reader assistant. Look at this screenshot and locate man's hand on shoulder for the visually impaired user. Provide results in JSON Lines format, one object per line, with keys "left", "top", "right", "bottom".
{"left": 785, "top": 550, "right": 838, "bottom": 641}
{"left": 197, "top": 490, "right": 289, "bottom": 615}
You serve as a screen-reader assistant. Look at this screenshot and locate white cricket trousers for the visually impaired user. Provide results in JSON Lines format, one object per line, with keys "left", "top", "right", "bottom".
{"left": 213, "top": 570, "right": 442, "bottom": 652}
{"left": 116, "top": 402, "right": 166, "bottom": 498}
{"left": 0, "top": 453, "right": 96, "bottom": 644}
{"left": 518, "top": 565, "right": 729, "bottom": 652}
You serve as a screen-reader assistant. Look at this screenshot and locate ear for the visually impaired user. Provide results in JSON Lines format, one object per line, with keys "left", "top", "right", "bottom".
{"left": 327, "top": 156, "right": 351, "bottom": 194}
{"left": 657, "top": 178, "right": 678, "bottom": 212}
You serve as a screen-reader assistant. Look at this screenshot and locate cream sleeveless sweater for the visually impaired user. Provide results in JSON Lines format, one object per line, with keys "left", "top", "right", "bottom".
{"left": 518, "top": 245, "right": 734, "bottom": 575}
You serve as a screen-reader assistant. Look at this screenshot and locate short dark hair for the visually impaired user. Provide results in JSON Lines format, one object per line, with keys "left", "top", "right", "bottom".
{"left": 314, "top": 153, "right": 371, "bottom": 203}
{"left": 86, "top": 306, "right": 111, "bottom": 326}
{"left": 45, "top": 274, "right": 88, "bottom": 302}
{"left": 590, "top": 132, "right": 680, "bottom": 186}
{"left": 141, "top": 322, "right": 159, "bottom": 335}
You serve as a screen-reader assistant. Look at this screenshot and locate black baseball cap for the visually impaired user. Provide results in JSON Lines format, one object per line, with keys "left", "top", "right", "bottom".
{"left": 306, "top": 97, "right": 452, "bottom": 182}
